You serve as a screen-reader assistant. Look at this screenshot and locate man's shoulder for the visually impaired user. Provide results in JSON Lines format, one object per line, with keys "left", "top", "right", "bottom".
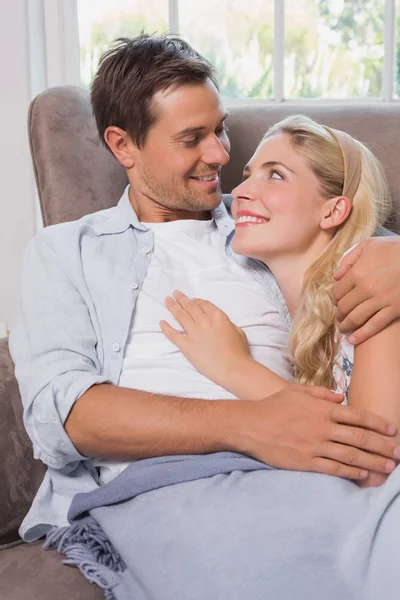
{"left": 34, "top": 205, "right": 121, "bottom": 249}
{"left": 376, "top": 225, "right": 399, "bottom": 237}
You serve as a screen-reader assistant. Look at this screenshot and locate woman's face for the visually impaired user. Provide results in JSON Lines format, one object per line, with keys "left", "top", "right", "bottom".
{"left": 231, "top": 132, "right": 331, "bottom": 262}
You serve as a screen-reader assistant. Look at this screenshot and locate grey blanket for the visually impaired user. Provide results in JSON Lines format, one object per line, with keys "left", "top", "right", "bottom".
{"left": 45, "top": 452, "right": 400, "bottom": 600}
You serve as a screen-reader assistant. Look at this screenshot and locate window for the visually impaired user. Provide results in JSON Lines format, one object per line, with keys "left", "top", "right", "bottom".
{"left": 179, "top": 0, "right": 274, "bottom": 99}
{"left": 77, "top": 0, "right": 399, "bottom": 101}
{"left": 78, "top": 0, "right": 168, "bottom": 88}
{"left": 285, "top": 0, "right": 385, "bottom": 99}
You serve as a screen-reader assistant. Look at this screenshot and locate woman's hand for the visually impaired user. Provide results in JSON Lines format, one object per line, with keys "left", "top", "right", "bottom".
{"left": 160, "top": 290, "right": 252, "bottom": 388}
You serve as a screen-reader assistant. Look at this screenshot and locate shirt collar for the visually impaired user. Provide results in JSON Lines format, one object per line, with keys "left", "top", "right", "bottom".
{"left": 92, "top": 185, "right": 235, "bottom": 237}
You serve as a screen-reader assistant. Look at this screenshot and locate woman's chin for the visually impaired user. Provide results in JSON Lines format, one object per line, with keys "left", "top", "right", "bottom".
{"left": 231, "top": 236, "right": 246, "bottom": 256}
{"left": 232, "top": 236, "right": 261, "bottom": 260}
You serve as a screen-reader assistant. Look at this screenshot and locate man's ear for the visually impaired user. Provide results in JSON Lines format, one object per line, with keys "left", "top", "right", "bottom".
{"left": 320, "top": 196, "right": 352, "bottom": 231}
{"left": 104, "top": 126, "right": 136, "bottom": 168}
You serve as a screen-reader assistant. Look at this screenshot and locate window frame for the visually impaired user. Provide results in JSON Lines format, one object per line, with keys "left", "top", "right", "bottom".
{"left": 42, "top": 0, "right": 80, "bottom": 87}
{"left": 50, "top": 0, "right": 400, "bottom": 102}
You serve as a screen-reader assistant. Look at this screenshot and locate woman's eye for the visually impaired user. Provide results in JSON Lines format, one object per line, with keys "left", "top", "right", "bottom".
{"left": 270, "top": 170, "right": 284, "bottom": 180}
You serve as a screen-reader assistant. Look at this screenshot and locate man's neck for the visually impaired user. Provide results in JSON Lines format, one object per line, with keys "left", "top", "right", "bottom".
{"left": 128, "top": 186, "right": 212, "bottom": 223}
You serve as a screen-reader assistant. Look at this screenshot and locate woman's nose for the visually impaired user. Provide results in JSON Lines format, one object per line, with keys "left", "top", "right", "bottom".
{"left": 232, "top": 179, "right": 253, "bottom": 200}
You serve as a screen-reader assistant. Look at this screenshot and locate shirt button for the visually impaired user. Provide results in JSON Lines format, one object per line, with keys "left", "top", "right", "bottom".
{"left": 112, "top": 343, "right": 121, "bottom": 352}
{"left": 130, "top": 282, "right": 139, "bottom": 290}
{"left": 140, "top": 246, "right": 151, "bottom": 254}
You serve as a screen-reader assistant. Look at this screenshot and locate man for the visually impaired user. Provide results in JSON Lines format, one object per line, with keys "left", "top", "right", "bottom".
{"left": 11, "top": 33, "right": 400, "bottom": 550}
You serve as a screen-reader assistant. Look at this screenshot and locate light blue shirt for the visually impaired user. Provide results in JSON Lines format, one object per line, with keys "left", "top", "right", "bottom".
{"left": 10, "top": 186, "right": 289, "bottom": 541}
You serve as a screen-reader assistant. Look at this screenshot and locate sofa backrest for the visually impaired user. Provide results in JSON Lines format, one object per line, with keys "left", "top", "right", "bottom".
{"left": 29, "top": 86, "right": 400, "bottom": 232}
{"left": 225, "top": 103, "right": 400, "bottom": 233}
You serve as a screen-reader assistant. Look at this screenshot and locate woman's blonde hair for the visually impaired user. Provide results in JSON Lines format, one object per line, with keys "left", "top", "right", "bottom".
{"left": 262, "top": 115, "right": 392, "bottom": 388}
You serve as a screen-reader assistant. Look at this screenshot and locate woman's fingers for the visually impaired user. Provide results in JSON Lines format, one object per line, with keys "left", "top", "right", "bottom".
{"left": 193, "top": 297, "right": 218, "bottom": 315}
{"left": 165, "top": 296, "right": 194, "bottom": 332}
{"left": 160, "top": 320, "right": 186, "bottom": 350}
{"left": 164, "top": 291, "right": 212, "bottom": 334}
{"left": 172, "top": 291, "right": 205, "bottom": 319}
{"left": 167, "top": 291, "right": 222, "bottom": 327}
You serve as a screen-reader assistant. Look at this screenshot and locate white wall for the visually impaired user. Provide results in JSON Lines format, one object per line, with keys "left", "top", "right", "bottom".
{"left": 0, "top": 0, "right": 80, "bottom": 332}
{"left": 0, "top": 0, "right": 37, "bottom": 331}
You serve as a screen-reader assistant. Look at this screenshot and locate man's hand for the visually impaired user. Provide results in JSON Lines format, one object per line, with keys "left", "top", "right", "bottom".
{"left": 333, "top": 238, "right": 400, "bottom": 344}
{"left": 230, "top": 386, "right": 400, "bottom": 481}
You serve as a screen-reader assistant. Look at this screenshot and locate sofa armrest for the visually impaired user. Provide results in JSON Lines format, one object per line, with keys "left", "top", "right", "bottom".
{"left": 0, "top": 337, "right": 46, "bottom": 547}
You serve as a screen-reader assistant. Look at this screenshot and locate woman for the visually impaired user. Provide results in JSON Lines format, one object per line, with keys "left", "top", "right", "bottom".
{"left": 160, "top": 115, "right": 400, "bottom": 487}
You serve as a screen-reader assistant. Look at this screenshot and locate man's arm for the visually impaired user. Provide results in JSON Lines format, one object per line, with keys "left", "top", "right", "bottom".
{"left": 65, "top": 383, "right": 230, "bottom": 459}
{"left": 334, "top": 237, "right": 400, "bottom": 343}
{"left": 66, "top": 381, "right": 399, "bottom": 482}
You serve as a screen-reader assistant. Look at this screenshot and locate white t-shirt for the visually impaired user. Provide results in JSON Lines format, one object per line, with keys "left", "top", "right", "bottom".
{"left": 95, "top": 218, "right": 293, "bottom": 484}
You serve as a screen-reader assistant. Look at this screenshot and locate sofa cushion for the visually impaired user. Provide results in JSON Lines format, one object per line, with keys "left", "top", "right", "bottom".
{"left": 0, "top": 541, "right": 103, "bottom": 599}
{"left": 0, "top": 338, "right": 46, "bottom": 547}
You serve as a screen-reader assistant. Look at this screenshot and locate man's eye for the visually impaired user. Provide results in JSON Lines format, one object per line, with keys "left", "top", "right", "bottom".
{"left": 184, "top": 137, "right": 199, "bottom": 147}
{"left": 270, "top": 169, "right": 284, "bottom": 180}
{"left": 216, "top": 125, "right": 229, "bottom": 136}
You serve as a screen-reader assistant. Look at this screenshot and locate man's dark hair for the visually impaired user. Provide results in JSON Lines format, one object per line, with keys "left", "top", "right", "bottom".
{"left": 91, "top": 34, "right": 218, "bottom": 149}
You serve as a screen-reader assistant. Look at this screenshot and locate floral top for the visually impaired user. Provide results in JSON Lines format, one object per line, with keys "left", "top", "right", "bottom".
{"left": 333, "top": 336, "right": 354, "bottom": 403}
{"left": 331, "top": 243, "right": 359, "bottom": 403}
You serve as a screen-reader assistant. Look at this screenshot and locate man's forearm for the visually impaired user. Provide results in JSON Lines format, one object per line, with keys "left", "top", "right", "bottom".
{"left": 65, "top": 384, "right": 236, "bottom": 460}
{"left": 64, "top": 382, "right": 400, "bottom": 483}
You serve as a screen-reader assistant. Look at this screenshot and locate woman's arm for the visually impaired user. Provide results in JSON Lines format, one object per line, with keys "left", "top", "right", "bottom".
{"left": 222, "top": 356, "right": 289, "bottom": 400}
{"left": 161, "top": 291, "right": 342, "bottom": 403}
{"left": 160, "top": 291, "right": 290, "bottom": 400}
{"left": 348, "top": 317, "right": 400, "bottom": 487}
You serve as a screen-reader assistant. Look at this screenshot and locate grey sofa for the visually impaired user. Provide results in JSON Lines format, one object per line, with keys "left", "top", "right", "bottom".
{"left": 1, "top": 87, "right": 400, "bottom": 599}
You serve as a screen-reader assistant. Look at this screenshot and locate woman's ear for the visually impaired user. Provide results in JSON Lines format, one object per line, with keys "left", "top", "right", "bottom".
{"left": 104, "top": 126, "right": 135, "bottom": 169}
{"left": 320, "top": 196, "right": 352, "bottom": 231}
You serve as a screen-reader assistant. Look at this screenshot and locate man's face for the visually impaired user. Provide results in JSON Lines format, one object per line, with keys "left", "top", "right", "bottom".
{"left": 129, "top": 80, "right": 230, "bottom": 221}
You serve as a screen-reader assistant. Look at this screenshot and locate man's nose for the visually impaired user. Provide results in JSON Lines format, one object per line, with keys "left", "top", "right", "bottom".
{"left": 202, "top": 136, "right": 230, "bottom": 166}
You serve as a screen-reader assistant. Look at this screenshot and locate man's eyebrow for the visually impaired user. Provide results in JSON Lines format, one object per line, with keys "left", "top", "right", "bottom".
{"left": 243, "top": 160, "right": 296, "bottom": 175}
{"left": 173, "top": 113, "right": 229, "bottom": 139}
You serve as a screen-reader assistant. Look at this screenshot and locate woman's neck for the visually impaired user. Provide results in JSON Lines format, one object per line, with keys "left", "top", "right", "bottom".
{"left": 261, "top": 237, "right": 332, "bottom": 316}
{"left": 264, "top": 257, "right": 305, "bottom": 316}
